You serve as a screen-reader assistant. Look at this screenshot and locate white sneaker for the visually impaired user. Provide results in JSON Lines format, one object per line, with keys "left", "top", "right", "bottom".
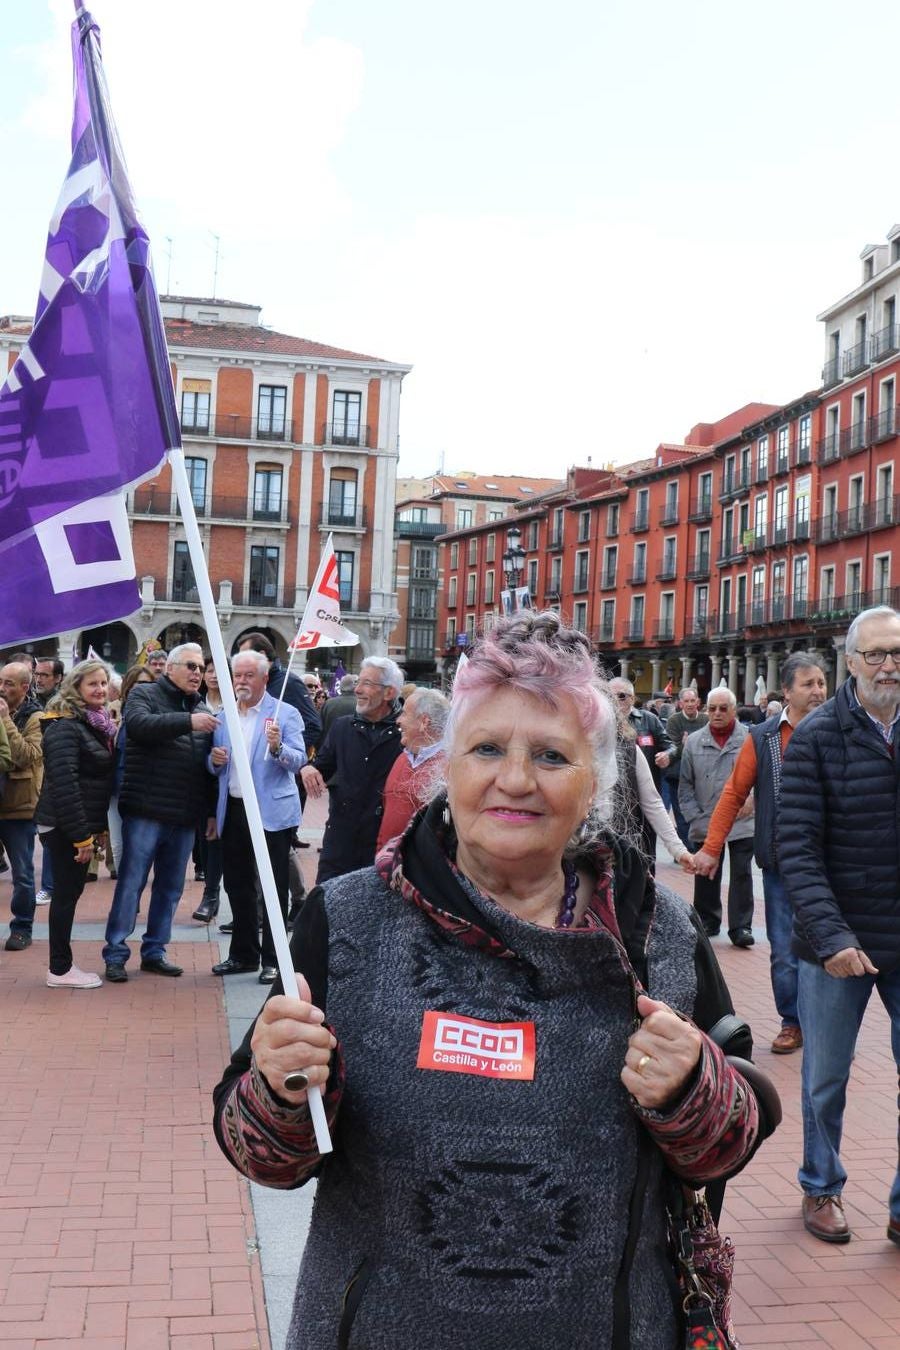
{"left": 35, "top": 890, "right": 52, "bottom": 906}
{"left": 46, "top": 966, "right": 102, "bottom": 989}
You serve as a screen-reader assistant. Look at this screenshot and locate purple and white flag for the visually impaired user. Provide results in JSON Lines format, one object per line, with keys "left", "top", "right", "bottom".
{"left": 0, "top": 6, "right": 178, "bottom": 645}
{"left": 329, "top": 660, "right": 347, "bottom": 698}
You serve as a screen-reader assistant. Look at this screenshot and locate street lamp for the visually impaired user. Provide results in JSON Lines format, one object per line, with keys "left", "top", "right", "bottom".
{"left": 501, "top": 525, "right": 527, "bottom": 609}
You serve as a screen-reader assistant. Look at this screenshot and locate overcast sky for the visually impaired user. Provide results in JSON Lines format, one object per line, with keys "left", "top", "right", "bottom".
{"left": 3, "top": 0, "right": 899, "bottom": 479}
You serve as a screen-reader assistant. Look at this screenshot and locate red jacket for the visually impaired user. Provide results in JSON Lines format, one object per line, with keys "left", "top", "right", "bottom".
{"left": 376, "top": 749, "right": 445, "bottom": 851}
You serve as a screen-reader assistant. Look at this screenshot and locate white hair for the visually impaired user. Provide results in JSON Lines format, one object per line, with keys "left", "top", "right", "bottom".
{"left": 167, "top": 642, "right": 202, "bottom": 668}
{"left": 231, "top": 649, "right": 269, "bottom": 676}
{"left": 361, "top": 656, "right": 404, "bottom": 693}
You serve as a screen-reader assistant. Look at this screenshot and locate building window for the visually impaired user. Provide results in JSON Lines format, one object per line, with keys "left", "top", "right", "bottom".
{"left": 798, "top": 414, "right": 811, "bottom": 456}
{"left": 488, "top": 510, "right": 503, "bottom": 522}
{"left": 629, "top": 594, "right": 645, "bottom": 636}
{"left": 253, "top": 466, "right": 283, "bottom": 521}
{"left": 550, "top": 556, "right": 562, "bottom": 593}
{"left": 607, "top": 502, "right": 620, "bottom": 536}
{"left": 332, "top": 391, "right": 362, "bottom": 445}
{"left": 457, "top": 508, "right": 473, "bottom": 528}
{"left": 466, "top": 573, "right": 476, "bottom": 605}
{"left": 257, "top": 385, "right": 287, "bottom": 439}
{"left": 602, "top": 544, "right": 617, "bottom": 587}
{"left": 249, "top": 545, "right": 280, "bottom": 606}
{"left": 328, "top": 471, "right": 358, "bottom": 526}
{"left": 448, "top": 576, "right": 457, "bottom": 607}
{"left": 467, "top": 537, "right": 478, "bottom": 566}
{"left": 407, "top": 625, "right": 434, "bottom": 655}
{"left": 449, "top": 542, "right": 458, "bottom": 569}
{"left": 486, "top": 533, "right": 496, "bottom": 564}
{"left": 447, "top": 616, "right": 457, "bottom": 643}
{"left": 846, "top": 560, "right": 862, "bottom": 605}
{"left": 172, "top": 541, "right": 198, "bottom": 603}
{"left": 551, "top": 507, "right": 564, "bottom": 546}
{"left": 527, "top": 558, "right": 538, "bottom": 595}
{"left": 771, "top": 561, "right": 786, "bottom": 621}
{"left": 181, "top": 385, "right": 210, "bottom": 434}
{"left": 573, "top": 601, "right": 587, "bottom": 632}
{"left": 578, "top": 510, "right": 591, "bottom": 542}
{"left": 185, "top": 457, "right": 207, "bottom": 511}
{"left": 753, "top": 493, "right": 768, "bottom": 546}
{"left": 877, "top": 464, "right": 894, "bottom": 525}
{"left": 773, "top": 485, "right": 788, "bottom": 544}
{"left": 874, "top": 554, "right": 891, "bottom": 603}
{"left": 412, "top": 546, "right": 436, "bottom": 579}
{"left": 574, "top": 550, "right": 590, "bottom": 592}
{"left": 659, "top": 592, "right": 675, "bottom": 637}
{"left": 484, "top": 570, "right": 495, "bottom": 604}
{"left": 792, "top": 556, "right": 808, "bottom": 618}
{"left": 820, "top": 565, "right": 835, "bottom": 608}
{"left": 600, "top": 598, "right": 615, "bottom": 640}
{"left": 632, "top": 540, "right": 647, "bottom": 582}
{"left": 334, "top": 550, "right": 355, "bottom": 605}
{"left": 661, "top": 536, "right": 676, "bottom": 576}
{"left": 634, "top": 488, "right": 649, "bottom": 529}
{"left": 694, "top": 584, "right": 709, "bottom": 625}
{"left": 757, "top": 435, "right": 769, "bottom": 479}
{"left": 410, "top": 587, "right": 436, "bottom": 619}
{"left": 776, "top": 425, "right": 789, "bottom": 465}
{"left": 465, "top": 613, "right": 476, "bottom": 640}
{"left": 527, "top": 520, "right": 539, "bottom": 550}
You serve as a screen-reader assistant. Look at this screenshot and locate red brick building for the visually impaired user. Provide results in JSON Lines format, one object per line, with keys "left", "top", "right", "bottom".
{"left": 0, "top": 296, "right": 411, "bottom": 671}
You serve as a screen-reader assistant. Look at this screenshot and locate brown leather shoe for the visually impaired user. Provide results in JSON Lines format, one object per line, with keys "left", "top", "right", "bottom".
{"left": 802, "top": 1194, "right": 850, "bottom": 1243}
{"left": 771, "top": 1025, "right": 803, "bottom": 1054}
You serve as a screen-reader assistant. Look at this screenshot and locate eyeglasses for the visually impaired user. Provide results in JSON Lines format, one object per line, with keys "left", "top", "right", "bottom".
{"left": 356, "top": 678, "right": 385, "bottom": 690}
{"left": 614, "top": 692, "right": 632, "bottom": 700}
{"left": 707, "top": 704, "right": 732, "bottom": 712}
{"left": 174, "top": 661, "right": 204, "bottom": 673}
{"left": 857, "top": 649, "right": 900, "bottom": 666}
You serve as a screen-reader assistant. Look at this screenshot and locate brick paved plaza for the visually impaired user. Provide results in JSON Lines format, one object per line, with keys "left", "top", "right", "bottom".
{"left": 0, "top": 811, "right": 898, "bottom": 1348}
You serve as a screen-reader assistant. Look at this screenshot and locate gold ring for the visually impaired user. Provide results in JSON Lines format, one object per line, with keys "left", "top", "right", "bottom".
{"left": 637, "top": 1053, "right": 651, "bottom": 1075}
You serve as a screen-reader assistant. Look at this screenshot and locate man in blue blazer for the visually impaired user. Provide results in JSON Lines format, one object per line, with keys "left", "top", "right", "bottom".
{"left": 209, "top": 650, "right": 306, "bottom": 983}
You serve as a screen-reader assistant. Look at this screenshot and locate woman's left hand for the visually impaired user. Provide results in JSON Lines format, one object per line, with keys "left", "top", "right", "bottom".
{"left": 74, "top": 844, "right": 93, "bottom": 864}
{"left": 621, "top": 993, "right": 703, "bottom": 1110}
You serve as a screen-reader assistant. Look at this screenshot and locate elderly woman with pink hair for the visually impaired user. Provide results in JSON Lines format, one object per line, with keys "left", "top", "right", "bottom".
{"left": 212, "top": 612, "right": 777, "bottom": 1350}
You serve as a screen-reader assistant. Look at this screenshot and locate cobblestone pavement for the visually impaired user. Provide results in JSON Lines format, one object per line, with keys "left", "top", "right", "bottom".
{"left": 0, "top": 812, "right": 898, "bottom": 1347}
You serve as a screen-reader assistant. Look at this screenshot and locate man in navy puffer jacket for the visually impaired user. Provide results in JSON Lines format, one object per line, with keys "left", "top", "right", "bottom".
{"left": 778, "top": 605, "right": 900, "bottom": 1246}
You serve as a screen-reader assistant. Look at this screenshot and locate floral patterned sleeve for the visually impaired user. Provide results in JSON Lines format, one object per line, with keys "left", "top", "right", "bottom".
{"left": 215, "top": 1047, "right": 345, "bottom": 1189}
{"left": 631, "top": 1037, "right": 759, "bottom": 1184}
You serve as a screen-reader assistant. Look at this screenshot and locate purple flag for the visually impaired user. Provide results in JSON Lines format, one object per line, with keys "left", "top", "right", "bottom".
{"left": 0, "top": 6, "right": 178, "bottom": 644}
{"left": 329, "top": 661, "right": 347, "bottom": 697}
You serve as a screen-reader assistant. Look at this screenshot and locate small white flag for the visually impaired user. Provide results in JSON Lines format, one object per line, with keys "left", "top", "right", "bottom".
{"left": 289, "top": 534, "right": 360, "bottom": 650}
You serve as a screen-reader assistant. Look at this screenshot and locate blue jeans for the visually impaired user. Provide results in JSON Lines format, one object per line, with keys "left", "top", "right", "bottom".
{"left": 40, "top": 842, "right": 54, "bottom": 895}
{"left": 761, "top": 869, "right": 799, "bottom": 1027}
{"left": 0, "top": 819, "right": 36, "bottom": 935}
{"left": 662, "top": 772, "right": 691, "bottom": 848}
{"left": 797, "top": 958, "right": 900, "bottom": 1219}
{"left": 103, "top": 816, "right": 194, "bottom": 966}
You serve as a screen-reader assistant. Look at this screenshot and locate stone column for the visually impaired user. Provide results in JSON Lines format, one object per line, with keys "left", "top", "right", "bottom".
{"left": 710, "top": 654, "right": 723, "bottom": 687}
{"left": 743, "top": 652, "right": 758, "bottom": 706}
{"left": 764, "top": 649, "right": 779, "bottom": 690}
{"left": 650, "top": 658, "right": 662, "bottom": 693}
{"left": 727, "top": 651, "right": 740, "bottom": 697}
{"left": 619, "top": 656, "right": 630, "bottom": 680}
{"left": 833, "top": 636, "right": 847, "bottom": 687}
{"left": 680, "top": 655, "right": 693, "bottom": 689}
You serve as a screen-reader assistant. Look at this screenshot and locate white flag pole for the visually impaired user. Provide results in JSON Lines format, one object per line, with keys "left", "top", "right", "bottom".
{"left": 169, "top": 449, "right": 332, "bottom": 1155}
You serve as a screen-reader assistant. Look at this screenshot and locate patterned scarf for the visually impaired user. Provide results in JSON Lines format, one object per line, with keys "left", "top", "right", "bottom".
{"left": 84, "top": 706, "right": 117, "bottom": 749}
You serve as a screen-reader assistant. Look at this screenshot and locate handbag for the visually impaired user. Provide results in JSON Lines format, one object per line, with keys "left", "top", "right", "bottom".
{"left": 668, "top": 1174, "right": 739, "bottom": 1350}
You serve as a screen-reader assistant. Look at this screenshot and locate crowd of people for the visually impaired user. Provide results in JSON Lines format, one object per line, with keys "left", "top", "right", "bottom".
{"left": 4, "top": 604, "right": 900, "bottom": 1344}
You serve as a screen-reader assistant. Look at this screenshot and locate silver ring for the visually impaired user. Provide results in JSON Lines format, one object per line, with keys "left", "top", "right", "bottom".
{"left": 283, "top": 1070, "right": 310, "bottom": 1092}
{"left": 636, "top": 1054, "right": 651, "bottom": 1075}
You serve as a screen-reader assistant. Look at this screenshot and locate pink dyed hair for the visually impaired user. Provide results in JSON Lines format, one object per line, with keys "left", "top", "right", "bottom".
{"left": 447, "top": 612, "right": 614, "bottom": 750}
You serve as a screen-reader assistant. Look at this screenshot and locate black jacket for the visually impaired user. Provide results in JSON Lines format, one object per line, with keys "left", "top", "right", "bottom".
{"left": 778, "top": 678, "right": 900, "bottom": 971}
{"left": 320, "top": 692, "right": 357, "bottom": 737}
{"left": 268, "top": 663, "right": 321, "bottom": 752}
{"left": 118, "top": 675, "right": 215, "bottom": 827}
{"left": 627, "top": 707, "right": 672, "bottom": 789}
{"left": 314, "top": 708, "right": 403, "bottom": 881}
{"left": 35, "top": 713, "right": 114, "bottom": 843}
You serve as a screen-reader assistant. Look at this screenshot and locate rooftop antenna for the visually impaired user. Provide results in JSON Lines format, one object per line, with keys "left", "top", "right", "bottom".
{"left": 209, "top": 231, "right": 221, "bottom": 299}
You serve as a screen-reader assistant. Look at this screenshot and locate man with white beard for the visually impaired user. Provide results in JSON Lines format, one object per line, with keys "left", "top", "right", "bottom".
{"left": 778, "top": 606, "right": 900, "bottom": 1246}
